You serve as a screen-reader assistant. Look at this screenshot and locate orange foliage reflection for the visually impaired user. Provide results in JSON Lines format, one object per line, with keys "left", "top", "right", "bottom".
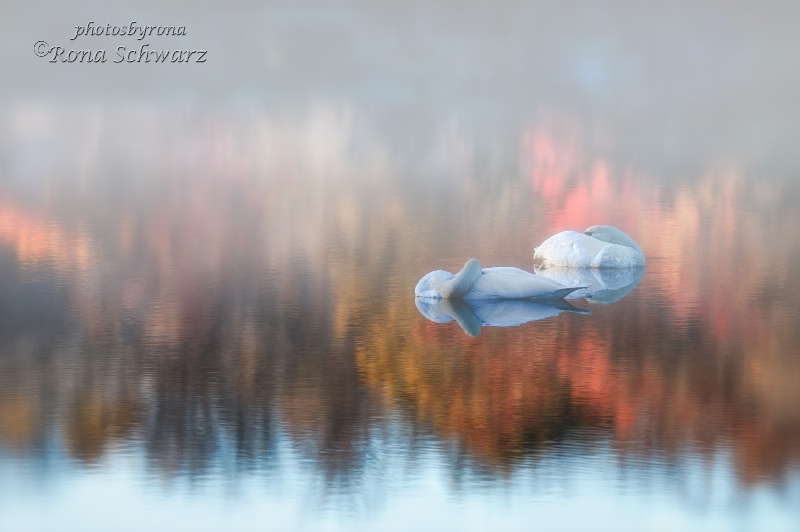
{"left": 0, "top": 106, "right": 798, "bottom": 491}
{"left": 356, "top": 123, "right": 800, "bottom": 485}
{"left": 0, "top": 201, "right": 93, "bottom": 274}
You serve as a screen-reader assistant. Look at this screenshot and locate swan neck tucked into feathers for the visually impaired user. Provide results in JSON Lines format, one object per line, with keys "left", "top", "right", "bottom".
{"left": 584, "top": 225, "right": 645, "bottom": 262}
{"left": 438, "top": 258, "right": 482, "bottom": 298}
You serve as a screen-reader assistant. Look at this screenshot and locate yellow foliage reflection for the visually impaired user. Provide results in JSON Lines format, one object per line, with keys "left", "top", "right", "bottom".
{"left": 0, "top": 106, "right": 798, "bottom": 491}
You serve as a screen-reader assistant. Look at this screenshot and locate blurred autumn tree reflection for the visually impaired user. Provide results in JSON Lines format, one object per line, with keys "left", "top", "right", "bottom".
{"left": 0, "top": 105, "right": 798, "bottom": 491}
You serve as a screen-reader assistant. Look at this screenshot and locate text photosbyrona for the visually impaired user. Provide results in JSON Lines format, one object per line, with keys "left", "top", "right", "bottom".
{"left": 33, "top": 21, "right": 207, "bottom": 63}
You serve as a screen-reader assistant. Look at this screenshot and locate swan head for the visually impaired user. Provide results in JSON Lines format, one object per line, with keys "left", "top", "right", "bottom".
{"left": 584, "top": 225, "right": 644, "bottom": 258}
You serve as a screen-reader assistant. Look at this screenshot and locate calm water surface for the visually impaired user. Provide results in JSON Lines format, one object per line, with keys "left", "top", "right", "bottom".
{"left": 2, "top": 2, "right": 800, "bottom": 531}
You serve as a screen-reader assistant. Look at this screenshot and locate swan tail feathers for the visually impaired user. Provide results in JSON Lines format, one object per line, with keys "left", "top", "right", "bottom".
{"left": 546, "top": 286, "right": 589, "bottom": 300}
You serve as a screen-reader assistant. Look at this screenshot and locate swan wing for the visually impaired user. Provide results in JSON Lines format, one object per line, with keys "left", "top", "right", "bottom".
{"left": 467, "top": 268, "right": 582, "bottom": 300}
{"left": 534, "top": 231, "right": 609, "bottom": 267}
{"left": 591, "top": 243, "right": 645, "bottom": 268}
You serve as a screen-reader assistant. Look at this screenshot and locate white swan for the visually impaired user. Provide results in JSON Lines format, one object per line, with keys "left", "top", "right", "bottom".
{"left": 416, "top": 297, "right": 589, "bottom": 337}
{"left": 533, "top": 225, "right": 645, "bottom": 268}
{"left": 534, "top": 264, "right": 645, "bottom": 303}
{"left": 415, "top": 258, "right": 584, "bottom": 300}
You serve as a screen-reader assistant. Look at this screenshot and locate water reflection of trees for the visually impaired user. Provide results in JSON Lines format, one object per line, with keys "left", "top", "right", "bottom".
{"left": 1, "top": 107, "right": 799, "bottom": 493}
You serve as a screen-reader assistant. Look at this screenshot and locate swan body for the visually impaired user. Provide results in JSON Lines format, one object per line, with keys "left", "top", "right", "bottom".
{"left": 534, "top": 225, "right": 645, "bottom": 268}
{"left": 415, "top": 258, "right": 584, "bottom": 300}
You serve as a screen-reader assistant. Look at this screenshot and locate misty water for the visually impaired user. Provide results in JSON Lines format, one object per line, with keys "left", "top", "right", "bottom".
{"left": 2, "top": 2, "right": 800, "bottom": 530}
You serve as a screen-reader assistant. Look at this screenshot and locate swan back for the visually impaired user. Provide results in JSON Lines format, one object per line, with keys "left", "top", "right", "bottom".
{"left": 414, "top": 270, "right": 453, "bottom": 298}
{"left": 469, "top": 266, "right": 583, "bottom": 300}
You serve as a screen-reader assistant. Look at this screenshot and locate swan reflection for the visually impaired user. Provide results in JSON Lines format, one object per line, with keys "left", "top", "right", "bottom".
{"left": 415, "top": 297, "right": 589, "bottom": 337}
{"left": 534, "top": 265, "right": 645, "bottom": 304}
